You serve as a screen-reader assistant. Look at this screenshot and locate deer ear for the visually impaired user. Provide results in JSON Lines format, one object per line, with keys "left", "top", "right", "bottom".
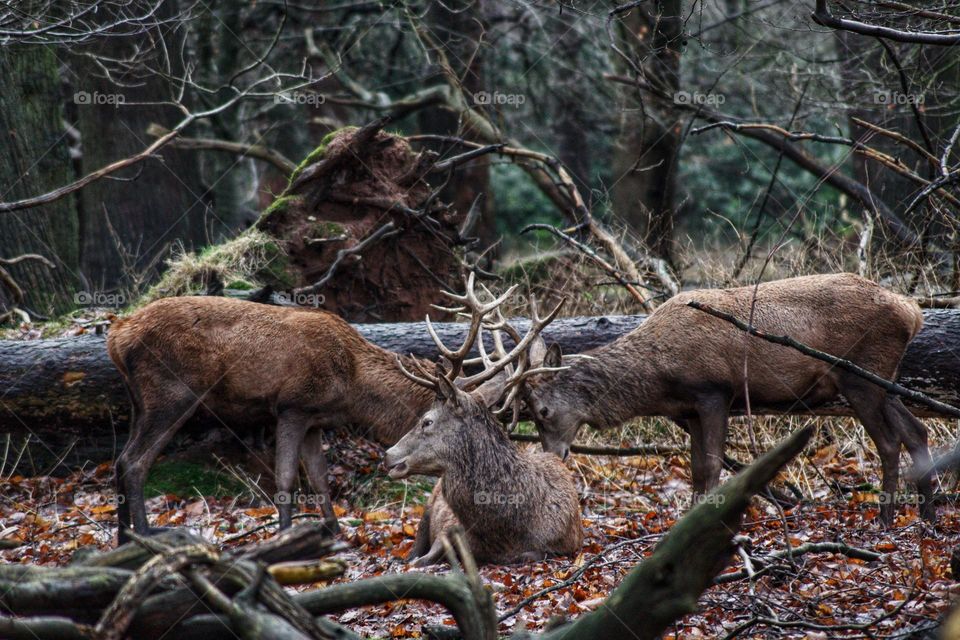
{"left": 544, "top": 343, "right": 562, "bottom": 368}
{"left": 434, "top": 364, "right": 461, "bottom": 404}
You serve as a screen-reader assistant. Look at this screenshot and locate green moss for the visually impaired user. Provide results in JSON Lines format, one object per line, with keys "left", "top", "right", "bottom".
{"left": 145, "top": 459, "right": 244, "bottom": 498}
{"left": 225, "top": 280, "right": 257, "bottom": 291}
{"left": 259, "top": 240, "right": 295, "bottom": 288}
{"left": 258, "top": 195, "right": 300, "bottom": 224}
{"left": 310, "top": 220, "right": 346, "bottom": 238}
{"left": 141, "top": 229, "right": 294, "bottom": 303}
{"left": 287, "top": 126, "right": 359, "bottom": 187}
{"left": 513, "top": 421, "right": 538, "bottom": 436}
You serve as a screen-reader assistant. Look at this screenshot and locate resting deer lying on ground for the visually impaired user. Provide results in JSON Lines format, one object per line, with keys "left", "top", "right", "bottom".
{"left": 519, "top": 273, "right": 933, "bottom": 524}
{"left": 384, "top": 297, "right": 582, "bottom": 566}
{"left": 106, "top": 275, "right": 526, "bottom": 541}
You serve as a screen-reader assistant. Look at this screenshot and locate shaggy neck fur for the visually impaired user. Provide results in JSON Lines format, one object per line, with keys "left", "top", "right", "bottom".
{"left": 439, "top": 404, "right": 528, "bottom": 544}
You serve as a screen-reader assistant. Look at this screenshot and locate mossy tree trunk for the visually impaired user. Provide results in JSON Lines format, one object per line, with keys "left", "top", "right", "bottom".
{"left": 0, "top": 46, "right": 80, "bottom": 316}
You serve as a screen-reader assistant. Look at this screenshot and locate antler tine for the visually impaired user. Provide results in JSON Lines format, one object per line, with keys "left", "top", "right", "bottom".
{"left": 428, "top": 274, "right": 521, "bottom": 381}
{"left": 395, "top": 354, "right": 439, "bottom": 390}
{"left": 457, "top": 296, "right": 564, "bottom": 389}
{"left": 483, "top": 305, "right": 523, "bottom": 345}
{"left": 503, "top": 363, "right": 569, "bottom": 391}
{"left": 431, "top": 303, "right": 466, "bottom": 314}
{"left": 494, "top": 382, "right": 522, "bottom": 418}
{"left": 475, "top": 325, "right": 499, "bottom": 370}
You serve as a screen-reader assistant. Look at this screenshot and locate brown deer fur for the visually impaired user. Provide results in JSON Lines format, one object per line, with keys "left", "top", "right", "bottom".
{"left": 107, "top": 296, "right": 436, "bottom": 539}
{"left": 384, "top": 376, "right": 583, "bottom": 566}
{"left": 523, "top": 273, "right": 933, "bottom": 524}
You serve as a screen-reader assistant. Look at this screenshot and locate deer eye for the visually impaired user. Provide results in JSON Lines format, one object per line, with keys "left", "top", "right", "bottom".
{"left": 422, "top": 418, "right": 434, "bottom": 429}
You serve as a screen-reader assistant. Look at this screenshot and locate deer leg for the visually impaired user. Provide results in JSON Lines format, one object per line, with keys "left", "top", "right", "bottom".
{"left": 408, "top": 508, "right": 433, "bottom": 562}
{"left": 883, "top": 397, "right": 935, "bottom": 521}
{"left": 692, "top": 396, "right": 730, "bottom": 497}
{"left": 410, "top": 537, "right": 446, "bottom": 568}
{"left": 301, "top": 428, "right": 339, "bottom": 531}
{"left": 275, "top": 411, "right": 310, "bottom": 530}
{"left": 686, "top": 417, "right": 708, "bottom": 497}
{"left": 115, "top": 392, "right": 201, "bottom": 542}
{"left": 842, "top": 378, "right": 901, "bottom": 526}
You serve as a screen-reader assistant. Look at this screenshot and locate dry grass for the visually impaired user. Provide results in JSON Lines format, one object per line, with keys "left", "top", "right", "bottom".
{"left": 140, "top": 229, "right": 286, "bottom": 304}
{"left": 568, "top": 413, "right": 958, "bottom": 510}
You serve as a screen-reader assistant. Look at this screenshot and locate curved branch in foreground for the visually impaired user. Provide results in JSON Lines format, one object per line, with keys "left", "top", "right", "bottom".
{"left": 541, "top": 426, "right": 815, "bottom": 640}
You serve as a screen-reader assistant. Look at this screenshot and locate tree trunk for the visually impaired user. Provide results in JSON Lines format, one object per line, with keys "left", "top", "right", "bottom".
{"left": 0, "top": 46, "right": 80, "bottom": 316}
{"left": 609, "top": 0, "right": 684, "bottom": 263}
{"left": 70, "top": 0, "right": 209, "bottom": 292}
{"left": 416, "top": 0, "right": 495, "bottom": 252}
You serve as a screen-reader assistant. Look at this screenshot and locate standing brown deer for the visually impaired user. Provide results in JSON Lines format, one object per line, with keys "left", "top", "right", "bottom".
{"left": 384, "top": 297, "right": 582, "bottom": 566}
{"left": 518, "top": 273, "right": 933, "bottom": 524}
{"left": 106, "top": 275, "right": 522, "bottom": 541}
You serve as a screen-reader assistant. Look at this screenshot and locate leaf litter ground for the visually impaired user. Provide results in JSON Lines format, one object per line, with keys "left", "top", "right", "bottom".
{"left": 0, "top": 423, "right": 957, "bottom": 639}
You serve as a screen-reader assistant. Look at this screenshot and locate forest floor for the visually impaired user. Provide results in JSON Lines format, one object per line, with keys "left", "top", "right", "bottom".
{"left": 0, "top": 417, "right": 957, "bottom": 639}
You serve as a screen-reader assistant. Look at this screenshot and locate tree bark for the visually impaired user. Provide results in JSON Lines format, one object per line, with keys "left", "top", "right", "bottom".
{"left": 610, "top": 0, "right": 684, "bottom": 263}
{"left": 0, "top": 46, "right": 80, "bottom": 316}
{"left": 70, "top": 0, "right": 209, "bottom": 290}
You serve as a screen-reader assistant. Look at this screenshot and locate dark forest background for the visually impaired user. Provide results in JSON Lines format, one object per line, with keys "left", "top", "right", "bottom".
{"left": 1, "top": 0, "right": 959, "bottom": 322}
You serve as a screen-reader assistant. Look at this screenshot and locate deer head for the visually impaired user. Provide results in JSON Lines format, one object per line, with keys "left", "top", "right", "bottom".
{"left": 521, "top": 338, "right": 589, "bottom": 460}
{"left": 385, "top": 274, "right": 565, "bottom": 476}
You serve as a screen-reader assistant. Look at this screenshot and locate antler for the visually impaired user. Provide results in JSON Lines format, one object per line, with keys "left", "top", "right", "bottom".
{"left": 482, "top": 296, "right": 568, "bottom": 430}
{"left": 456, "top": 294, "right": 564, "bottom": 390}
{"left": 396, "top": 275, "right": 566, "bottom": 424}
{"left": 425, "top": 272, "right": 517, "bottom": 380}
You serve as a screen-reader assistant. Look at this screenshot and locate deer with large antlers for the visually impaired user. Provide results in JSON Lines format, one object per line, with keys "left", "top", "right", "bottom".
{"left": 517, "top": 273, "right": 933, "bottom": 525}
{"left": 106, "top": 275, "right": 523, "bottom": 541}
{"left": 384, "top": 288, "right": 582, "bottom": 565}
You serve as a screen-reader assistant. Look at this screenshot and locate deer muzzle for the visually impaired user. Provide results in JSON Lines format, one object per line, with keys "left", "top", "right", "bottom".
{"left": 384, "top": 446, "right": 411, "bottom": 479}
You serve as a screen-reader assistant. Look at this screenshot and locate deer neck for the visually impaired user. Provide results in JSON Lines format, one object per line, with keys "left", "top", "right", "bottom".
{"left": 440, "top": 417, "right": 524, "bottom": 520}
{"left": 350, "top": 352, "right": 436, "bottom": 446}
{"left": 557, "top": 335, "right": 663, "bottom": 427}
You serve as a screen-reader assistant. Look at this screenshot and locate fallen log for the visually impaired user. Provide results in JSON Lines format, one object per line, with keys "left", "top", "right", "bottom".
{"left": 0, "top": 309, "right": 958, "bottom": 470}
